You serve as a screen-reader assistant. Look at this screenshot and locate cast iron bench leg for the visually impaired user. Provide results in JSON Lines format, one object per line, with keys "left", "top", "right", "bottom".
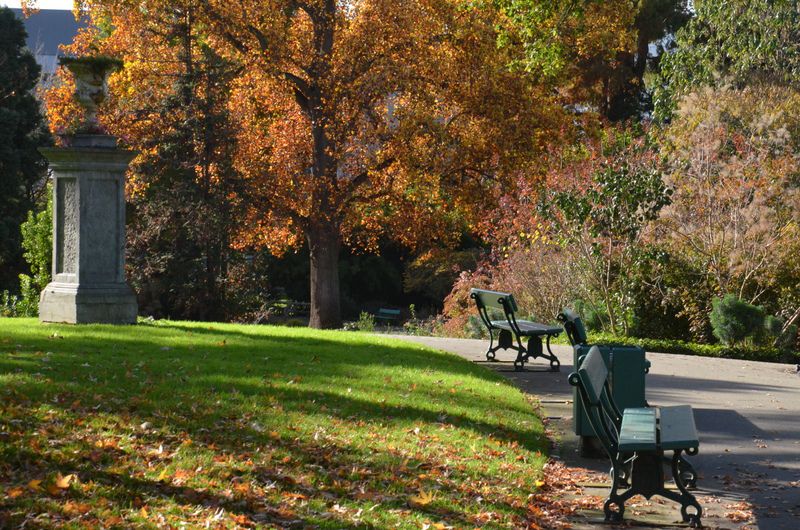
{"left": 604, "top": 457, "right": 636, "bottom": 522}
{"left": 486, "top": 328, "right": 497, "bottom": 360}
{"left": 545, "top": 334, "right": 560, "bottom": 371}
{"left": 526, "top": 335, "right": 560, "bottom": 371}
{"left": 645, "top": 450, "right": 702, "bottom": 528}
{"left": 669, "top": 449, "right": 703, "bottom": 527}
{"left": 663, "top": 453, "right": 698, "bottom": 489}
{"left": 512, "top": 331, "right": 527, "bottom": 371}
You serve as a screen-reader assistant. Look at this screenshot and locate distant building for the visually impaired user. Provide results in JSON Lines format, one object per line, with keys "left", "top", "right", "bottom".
{"left": 11, "top": 8, "right": 87, "bottom": 80}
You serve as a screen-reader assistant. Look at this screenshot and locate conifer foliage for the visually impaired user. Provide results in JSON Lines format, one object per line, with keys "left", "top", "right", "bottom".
{"left": 0, "top": 7, "right": 49, "bottom": 291}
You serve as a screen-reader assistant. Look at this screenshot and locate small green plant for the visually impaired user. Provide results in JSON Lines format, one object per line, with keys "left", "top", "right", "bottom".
{"left": 1, "top": 191, "right": 52, "bottom": 317}
{"left": 710, "top": 295, "right": 765, "bottom": 346}
{"left": 356, "top": 311, "right": 376, "bottom": 332}
{"left": 0, "top": 291, "right": 20, "bottom": 317}
{"left": 403, "top": 304, "right": 422, "bottom": 335}
{"left": 464, "top": 314, "right": 488, "bottom": 339}
{"left": 776, "top": 324, "right": 798, "bottom": 354}
{"left": 764, "top": 315, "right": 784, "bottom": 337}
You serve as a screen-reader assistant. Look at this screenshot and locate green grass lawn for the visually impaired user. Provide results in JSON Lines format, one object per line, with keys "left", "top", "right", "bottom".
{"left": 0, "top": 319, "right": 547, "bottom": 529}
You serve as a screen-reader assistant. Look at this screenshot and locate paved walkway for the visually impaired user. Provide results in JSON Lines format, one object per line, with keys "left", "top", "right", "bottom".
{"left": 391, "top": 335, "right": 800, "bottom": 530}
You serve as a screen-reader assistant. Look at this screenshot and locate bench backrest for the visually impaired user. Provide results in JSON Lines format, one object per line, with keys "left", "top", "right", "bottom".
{"left": 576, "top": 345, "right": 607, "bottom": 405}
{"left": 469, "top": 289, "right": 518, "bottom": 313}
{"left": 471, "top": 288, "right": 528, "bottom": 336}
{"left": 558, "top": 308, "right": 588, "bottom": 345}
{"left": 569, "top": 346, "right": 622, "bottom": 458}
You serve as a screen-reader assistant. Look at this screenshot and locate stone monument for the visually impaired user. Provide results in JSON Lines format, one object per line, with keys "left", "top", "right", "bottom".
{"left": 38, "top": 56, "right": 138, "bottom": 324}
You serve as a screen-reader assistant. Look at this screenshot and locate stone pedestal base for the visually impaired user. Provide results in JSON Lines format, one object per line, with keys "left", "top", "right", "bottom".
{"left": 39, "top": 282, "right": 137, "bottom": 324}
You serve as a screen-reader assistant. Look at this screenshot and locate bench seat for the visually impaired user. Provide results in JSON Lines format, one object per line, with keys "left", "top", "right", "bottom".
{"left": 618, "top": 406, "right": 699, "bottom": 453}
{"left": 618, "top": 407, "right": 657, "bottom": 452}
{"left": 489, "top": 320, "right": 563, "bottom": 336}
{"left": 375, "top": 308, "right": 401, "bottom": 323}
{"left": 659, "top": 405, "right": 699, "bottom": 451}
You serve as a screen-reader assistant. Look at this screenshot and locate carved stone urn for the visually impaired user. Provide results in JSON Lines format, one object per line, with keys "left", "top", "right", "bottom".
{"left": 38, "top": 55, "right": 138, "bottom": 324}
{"left": 60, "top": 56, "right": 122, "bottom": 133}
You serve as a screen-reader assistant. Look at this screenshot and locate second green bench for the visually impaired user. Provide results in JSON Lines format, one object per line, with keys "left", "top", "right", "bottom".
{"left": 569, "top": 346, "right": 703, "bottom": 527}
{"left": 470, "top": 288, "right": 562, "bottom": 371}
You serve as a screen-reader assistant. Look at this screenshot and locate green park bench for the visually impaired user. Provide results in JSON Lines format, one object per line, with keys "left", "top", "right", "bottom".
{"left": 569, "top": 346, "right": 703, "bottom": 527}
{"left": 557, "top": 307, "right": 588, "bottom": 346}
{"left": 469, "top": 288, "right": 562, "bottom": 371}
{"left": 375, "top": 307, "right": 401, "bottom": 325}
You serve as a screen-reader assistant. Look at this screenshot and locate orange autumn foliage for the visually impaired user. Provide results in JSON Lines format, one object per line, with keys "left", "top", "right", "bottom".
{"left": 36, "top": 0, "right": 640, "bottom": 327}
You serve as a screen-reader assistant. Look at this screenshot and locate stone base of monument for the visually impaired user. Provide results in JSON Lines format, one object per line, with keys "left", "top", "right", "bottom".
{"left": 39, "top": 282, "right": 137, "bottom": 324}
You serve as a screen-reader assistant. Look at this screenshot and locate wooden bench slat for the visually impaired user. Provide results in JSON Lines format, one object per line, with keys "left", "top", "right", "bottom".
{"left": 490, "top": 320, "right": 563, "bottom": 335}
{"left": 470, "top": 288, "right": 518, "bottom": 311}
{"left": 659, "top": 405, "right": 699, "bottom": 450}
{"left": 618, "top": 407, "right": 657, "bottom": 452}
{"left": 577, "top": 345, "right": 608, "bottom": 405}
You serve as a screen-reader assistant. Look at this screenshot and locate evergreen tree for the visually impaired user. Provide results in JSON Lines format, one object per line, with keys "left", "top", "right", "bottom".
{"left": 116, "top": 6, "right": 246, "bottom": 320}
{"left": 0, "top": 7, "right": 49, "bottom": 290}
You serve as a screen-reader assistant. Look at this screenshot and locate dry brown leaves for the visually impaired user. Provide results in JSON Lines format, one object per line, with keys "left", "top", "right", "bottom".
{"left": 523, "top": 460, "right": 606, "bottom": 529}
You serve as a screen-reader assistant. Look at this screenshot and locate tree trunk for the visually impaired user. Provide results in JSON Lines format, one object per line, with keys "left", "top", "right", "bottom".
{"left": 307, "top": 223, "right": 341, "bottom": 329}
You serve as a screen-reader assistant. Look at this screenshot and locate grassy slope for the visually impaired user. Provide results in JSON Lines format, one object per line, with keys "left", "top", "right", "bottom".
{"left": 0, "top": 319, "right": 547, "bottom": 529}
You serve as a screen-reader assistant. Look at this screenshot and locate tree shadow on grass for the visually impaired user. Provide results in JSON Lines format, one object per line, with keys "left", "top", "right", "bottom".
{"left": 0, "top": 441, "right": 383, "bottom": 529}
{"left": 0, "top": 403, "right": 531, "bottom": 529}
{"left": 0, "top": 321, "right": 545, "bottom": 527}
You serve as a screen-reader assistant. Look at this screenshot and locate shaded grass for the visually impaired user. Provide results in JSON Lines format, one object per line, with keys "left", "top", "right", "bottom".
{"left": 0, "top": 319, "right": 547, "bottom": 528}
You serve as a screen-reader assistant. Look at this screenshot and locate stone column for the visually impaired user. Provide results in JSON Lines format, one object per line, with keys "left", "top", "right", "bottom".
{"left": 38, "top": 141, "right": 138, "bottom": 324}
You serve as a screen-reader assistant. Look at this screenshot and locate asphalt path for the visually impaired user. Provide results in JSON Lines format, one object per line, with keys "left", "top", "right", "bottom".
{"left": 392, "top": 335, "right": 800, "bottom": 530}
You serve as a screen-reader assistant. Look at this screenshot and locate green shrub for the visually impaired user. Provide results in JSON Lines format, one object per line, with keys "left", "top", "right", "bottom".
{"left": 1, "top": 192, "right": 52, "bottom": 317}
{"left": 582, "top": 331, "right": 792, "bottom": 363}
{"left": 776, "top": 324, "right": 798, "bottom": 353}
{"left": 356, "top": 311, "right": 376, "bottom": 332}
{"left": 573, "top": 300, "right": 608, "bottom": 332}
{"left": 464, "top": 314, "right": 488, "bottom": 339}
{"left": 764, "top": 315, "right": 784, "bottom": 338}
{"left": 710, "top": 295, "right": 765, "bottom": 346}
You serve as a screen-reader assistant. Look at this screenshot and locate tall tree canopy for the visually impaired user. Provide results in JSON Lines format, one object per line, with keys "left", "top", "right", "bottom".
{"left": 0, "top": 7, "right": 48, "bottom": 291}
{"left": 655, "top": 0, "right": 800, "bottom": 120}
{"left": 41, "top": 0, "right": 640, "bottom": 327}
{"left": 211, "top": 0, "right": 568, "bottom": 328}
{"left": 499, "top": 0, "right": 691, "bottom": 120}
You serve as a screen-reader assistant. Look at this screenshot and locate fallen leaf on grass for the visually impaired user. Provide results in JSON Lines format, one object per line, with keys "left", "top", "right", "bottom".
{"left": 54, "top": 473, "right": 78, "bottom": 489}
{"left": 27, "top": 479, "right": 42, "bottom": 492}
{"left": 95, "top": 438, "right": 119, "bottom": 449}
{"left": 6, "top": 486, "right": 25, "bottom": 498}
{"left": 408, "top": 489, "right": 435, "bottom": 508}
{"left": 230, "top": 513, "right": 255, "bottom": 527}
{"left": 63, "top": 500, "right": 91, "bottom": 516}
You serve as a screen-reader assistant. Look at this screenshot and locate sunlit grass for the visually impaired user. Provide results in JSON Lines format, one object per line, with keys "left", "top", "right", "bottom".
{"left": 0, "top": 318, "right": 547, "bottom": 528}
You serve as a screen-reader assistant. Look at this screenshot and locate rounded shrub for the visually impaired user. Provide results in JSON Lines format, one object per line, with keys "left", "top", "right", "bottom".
{"left": 710, "top": 294, "right": 765, "bottom": 346}
{"left": 464, "top": 314, "right": 488, "bottom": 339}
